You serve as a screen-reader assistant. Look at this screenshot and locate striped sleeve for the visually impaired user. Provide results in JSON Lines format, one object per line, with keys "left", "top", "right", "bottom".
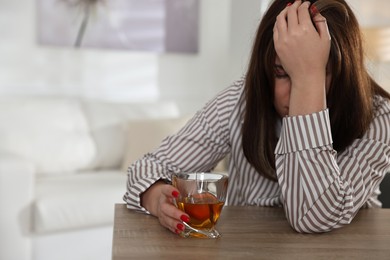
{"left": 275, "top": 101, "right": 390, "bottom": 233}
{"left": 123, "top": 81, "right": 242, "bottom": 212}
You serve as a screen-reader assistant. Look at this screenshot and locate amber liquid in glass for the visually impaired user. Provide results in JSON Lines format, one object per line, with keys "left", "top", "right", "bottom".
{"left": 177, "top": 192, "right": 224, "bottom": 230}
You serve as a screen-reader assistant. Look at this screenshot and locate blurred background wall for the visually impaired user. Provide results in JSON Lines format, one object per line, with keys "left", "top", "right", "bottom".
{"left": 0, "top": 0, "right": 263, "bottom": 115}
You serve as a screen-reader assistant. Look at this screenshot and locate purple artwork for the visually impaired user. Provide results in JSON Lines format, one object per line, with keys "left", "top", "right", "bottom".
{"left": 36, "top": 0, "right": 199, "bottom": 53}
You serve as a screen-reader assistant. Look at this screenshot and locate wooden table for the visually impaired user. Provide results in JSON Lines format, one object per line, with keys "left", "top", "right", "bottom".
{"left": 112, "top": 204, "right": 390, "bottom": 259}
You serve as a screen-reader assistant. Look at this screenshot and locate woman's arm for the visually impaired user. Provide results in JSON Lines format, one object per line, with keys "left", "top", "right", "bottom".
{"left": 273, "top": 1, "right": 331, "bottom": 116}
{"left": 123, "top": 82, "right": 239, "bottom": 211}
{"left": 275, "top": 100, "right": 390, "bottom": 233}
{"left": 123, "top": 81, "right": 241, "bottom": 232}
{"left": 273, "top": 1, "right": 390, "bottom": 233}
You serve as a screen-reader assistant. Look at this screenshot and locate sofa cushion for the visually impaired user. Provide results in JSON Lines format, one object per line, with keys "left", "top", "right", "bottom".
{"left": 33, "top": 170, "right": 127, "bottom": 233}
{"left": 0, "top": 96, "right": 96, "bottom": 175}
{"left": 82, "top": 100, "right": 180, "bottom": 170}
{"left": 121, "top": 116, "right": 191, "bottom": 171}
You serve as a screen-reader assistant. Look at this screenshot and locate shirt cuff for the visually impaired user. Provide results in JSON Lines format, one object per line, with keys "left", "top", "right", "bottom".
{"left": 275, "top": 109, "right": 333, "bottom": 154}
{"left": 124, "top": 177, "right": 172, "bottom": 214}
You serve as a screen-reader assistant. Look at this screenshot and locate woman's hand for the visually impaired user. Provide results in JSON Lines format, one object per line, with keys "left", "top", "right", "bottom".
{"left": 141, "top": 181, "right": 190, "bottom": 234}
{"left": 274, "top": 0, "right": 330, "bottom": 82}
{"left": 273, "top": 0, "right": 331, "bottom": 116}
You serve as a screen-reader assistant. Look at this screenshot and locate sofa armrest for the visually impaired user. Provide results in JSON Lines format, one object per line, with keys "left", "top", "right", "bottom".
{"left": 0, "top": 154, "right": 35, "bottom": 260}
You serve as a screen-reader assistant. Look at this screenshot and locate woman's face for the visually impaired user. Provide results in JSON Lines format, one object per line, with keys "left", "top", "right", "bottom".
{"left": 273, "top": 56, "right": 332, "bottom": 117}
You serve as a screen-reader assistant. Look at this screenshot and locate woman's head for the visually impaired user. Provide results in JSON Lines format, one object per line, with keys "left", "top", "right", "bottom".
{"left": 253, "top": 0, "right": 368, "bottom": 111}
{"left": 242, "top": 0, "right": 387, "bottom": 181}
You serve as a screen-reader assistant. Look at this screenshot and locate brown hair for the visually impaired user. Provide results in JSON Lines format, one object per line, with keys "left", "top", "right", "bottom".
{"left": 242, "top": 0, "right": 390, "bottom": 181}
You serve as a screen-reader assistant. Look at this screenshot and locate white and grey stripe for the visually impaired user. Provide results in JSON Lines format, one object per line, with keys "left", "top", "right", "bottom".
{"left": 124, "top": 79, "right": 390, "bottom": 233}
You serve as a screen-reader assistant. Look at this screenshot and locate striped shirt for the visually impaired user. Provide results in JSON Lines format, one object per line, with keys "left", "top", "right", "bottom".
{"left": 124, "top": 78, "right": 390, "bottom": 233}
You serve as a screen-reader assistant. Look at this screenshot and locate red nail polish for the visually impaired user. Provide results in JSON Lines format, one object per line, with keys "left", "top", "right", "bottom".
{"left": 180, "top": 215, "right": 190, "bottom": 223}
{"left": 177, "top": 223, "right": 185, "bottom": 231}
{"left": 172, "top": 191, "right": 179, "bottom": 198}
{"left": 310, "top": 4, "right": 318, "bottom": 17}
{"left": 287, "top": 2, "right": 292, "bottom": 7}
{"left": 175, "top": 229, "right": 180, "bottom": 234}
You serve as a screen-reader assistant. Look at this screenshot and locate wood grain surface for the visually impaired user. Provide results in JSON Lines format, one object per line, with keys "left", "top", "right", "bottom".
{"left": 112, "top": 204, "right": 390, "bottom": 260}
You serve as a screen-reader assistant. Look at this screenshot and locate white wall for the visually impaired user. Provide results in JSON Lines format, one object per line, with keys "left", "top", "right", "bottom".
{"left": 0, "top": 0, "right": 159, "bottom": 102}
{"left": 347, "top": 0, "right": 390, "bottom": 92}
{"left": 0, "top": 0, "right": 262, "bottom": 115}
{"left": 158, "top": 0, "right": 262, "bottom": 114}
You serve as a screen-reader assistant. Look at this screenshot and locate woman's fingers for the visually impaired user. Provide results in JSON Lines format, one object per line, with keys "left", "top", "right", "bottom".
{"left": 287, "top": 0, "right": 302, "bottom": 29}
{"left": 275, "top": 5, "right": 288, "bottom": 35}
{"left": 313, "top": 13, "right": 331, "bottom": 41}
{"left": 160, "top": 182, "right": 179, "bottom": 199}
{"left": 274, "top": 0, "right": 330, "bottom": 71}
{"left": 158, "top": 201, "right": 187, "bottom": 234}
{"left": 158, "top": 184, "right": 190, "bottom": 234}
{"left": 297, "top": 1, "right": 312, "bottom": 26}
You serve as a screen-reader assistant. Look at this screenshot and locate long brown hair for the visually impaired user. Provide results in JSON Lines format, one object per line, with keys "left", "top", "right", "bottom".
{"left": 242, "top": 0, "right": 390, "bottom": 181}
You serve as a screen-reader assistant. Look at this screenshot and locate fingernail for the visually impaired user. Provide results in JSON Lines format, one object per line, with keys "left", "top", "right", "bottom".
{"left": 177, "top": 223, "right": 185, "bottom": 231}
{"left": 175, "top": 229, "right": 181, "bottom": 234}
{"left": 310, "top": 4, "right": 319, "bottom": 17}
{"left": 287, "top": 2, "right": 292, "bottom": 7}
{"left": 172, "top": 191, "right": 179, "bottom": 198}
{"left": 180, "top": 215, "right": 190, "bottom": 223}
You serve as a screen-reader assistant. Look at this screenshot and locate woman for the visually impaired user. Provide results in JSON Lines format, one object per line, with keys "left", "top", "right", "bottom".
{"left": 124, "top": 0, "right": 390, "bottom": 234}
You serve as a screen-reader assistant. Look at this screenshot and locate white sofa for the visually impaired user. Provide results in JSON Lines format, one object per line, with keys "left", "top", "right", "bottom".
{"left": 0, "top": 95, "right": 192, "bottom": 260}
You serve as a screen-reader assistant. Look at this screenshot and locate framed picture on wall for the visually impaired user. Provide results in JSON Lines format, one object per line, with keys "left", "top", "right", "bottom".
{"left": 36, "top": 0, "right": 199, "bottom": 53}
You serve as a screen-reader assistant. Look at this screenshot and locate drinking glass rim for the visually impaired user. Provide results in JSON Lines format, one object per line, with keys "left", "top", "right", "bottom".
{"left": 172, "top": 172, "right": 228, "bottom": 181}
